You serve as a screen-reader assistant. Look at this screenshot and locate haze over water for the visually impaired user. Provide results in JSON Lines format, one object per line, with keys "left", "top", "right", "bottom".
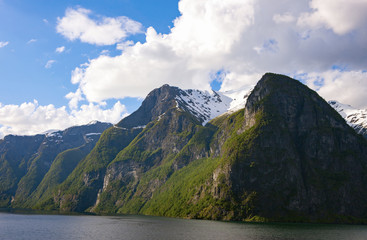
{"left": 1, "top": 212, "right": 366, "bottom": 240}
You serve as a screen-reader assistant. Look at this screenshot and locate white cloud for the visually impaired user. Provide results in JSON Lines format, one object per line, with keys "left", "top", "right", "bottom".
{"left": 0, "top": 100, "right": 128, "bottom": 139}
{"left": 100, "top": 49, "right": 110, "bottom": 55}
{"left": 2, "top": 0, "right": 367, "bottom": 138}
{"left": 298, "top": 0, "right": 367, "bottom": 34}
{"left": 303, "top": 70, "right": 367, "bottom": 109}
{"left": 45, "top": 60, "right": 56, "bottom": 69}
{"left": 56, "top": 7, "right": 143, "bottom": 45}
{"left": 56, "top": 46, "right": 65, "bottom": 53}
{"left": 43, "top": 19, "right": 49, "bottom": 24}
{"left": 59, "top": 0, "right": 367, "bottom": 117}
{"left": 65, "top": 88, "right": 84, "bottom": 109}
{"left": 66, "top": 0, "right": 256, "bottom": 104}
{"left": 27, "top": 39, "right": 37, "bottom": 44}
{"left": 0, "top": 41, "right": 9, "bottom": 48}
{"left": 116, "top": 40, "right": 134, "bottom": 51}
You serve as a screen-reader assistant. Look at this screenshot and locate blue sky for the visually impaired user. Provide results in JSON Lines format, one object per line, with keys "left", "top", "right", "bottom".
{"left": 0, "top": 0, "right": 179, "bottom": 109}
{"left": 0, "top": 0, "right": 367, "bottom": 137}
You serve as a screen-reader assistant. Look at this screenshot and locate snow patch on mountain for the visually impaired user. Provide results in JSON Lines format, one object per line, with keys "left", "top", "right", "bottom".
{"left": 85, "top": 133, "right": 102, "bottom": 136}
{"left": 175, "top": 89, "right": 232, "bottom": 125}
{"left": 221, "top": 86, "right": 254, "bottom": 113}
{"left": 87, "top": 120, "right": 99, "bottom": 125}
{"left": 45, "top": 131, "right": 62, "bottom": 138}
{"left": 42, "top": 129, "right": 60, "bottom": 135}
{"left": 113, "top": 125, "right": 127, "bottom": 130}
{"left": 174, "top": 86, "right": 254, "bottom": 125}
{"left": 329, "top": 100, "right": 367, "bottom": 137}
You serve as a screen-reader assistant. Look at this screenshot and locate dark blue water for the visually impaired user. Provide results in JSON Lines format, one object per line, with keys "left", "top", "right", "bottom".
{"left": 0, "top": 212, "right": 366, "bottom": 240}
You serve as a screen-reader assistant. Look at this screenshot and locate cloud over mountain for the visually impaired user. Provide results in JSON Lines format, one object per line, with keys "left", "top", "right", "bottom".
{"left": 2, "top": 0, "right": 367, "bottom": 139}
{"left": 64, "top": 0, "right": 367, "bottom": 109}
{"left": 0, "top": 101, "right": 127, "bottom": 139}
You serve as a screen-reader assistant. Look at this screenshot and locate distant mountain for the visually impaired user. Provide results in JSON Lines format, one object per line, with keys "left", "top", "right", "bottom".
{"left": 329, "top": 101, "right": 367, "bottom": 138}
{"left": 0, "top": 121, "right": 112, "bottom": 207}
{"left": 1, "top": 73, "right": 367, "bottom": 224}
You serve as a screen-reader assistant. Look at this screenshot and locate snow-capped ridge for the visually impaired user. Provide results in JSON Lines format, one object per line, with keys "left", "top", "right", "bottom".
{"left": 87, "top": 120, "right": 100, "bottom": 125}
{"left": 329, "top": 100, "right": 367, "bottom": 136}
{"left": 221, "top": 86, "right": 254, "bottom": 113}
{"left": 175, "top": 88, "right": 232, "bottom": 125}
{"left": 171, "top": 85, "right": 254, "bottom": 125}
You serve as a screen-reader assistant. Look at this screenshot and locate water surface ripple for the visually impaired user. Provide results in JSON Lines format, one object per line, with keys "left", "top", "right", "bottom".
{"left": 0, "top": 212, "right": 366, "bottom": 240}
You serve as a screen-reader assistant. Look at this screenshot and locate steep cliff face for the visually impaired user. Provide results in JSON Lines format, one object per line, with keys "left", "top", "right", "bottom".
{"left": 217, "top": 73, "right": 367, "bottom": 221}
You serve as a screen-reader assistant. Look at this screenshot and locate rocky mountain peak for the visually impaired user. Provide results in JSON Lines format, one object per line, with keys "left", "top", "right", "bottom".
{"left": 117, "top": 84, "right": 233, "bottom": 128}
{"left": 116, "top": 84, "right": 181, "bottom": 129}
{"left": 223, "top": 73, "right": 367, "bottom": 221}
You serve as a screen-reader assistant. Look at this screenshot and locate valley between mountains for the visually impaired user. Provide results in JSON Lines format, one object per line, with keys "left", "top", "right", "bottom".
{"left": 1, "top": 73, "right": 367, "bottom": 223}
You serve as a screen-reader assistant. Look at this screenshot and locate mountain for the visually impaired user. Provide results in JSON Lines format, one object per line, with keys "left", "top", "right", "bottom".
{"left": 48, "top": 84, "right": 234, "bottom": 212}
{"left": 1, "top": 73, "right": 367, "bottom": 224}
{"left": 115, "top": 84, "right": 236, "bottom": 128}
{"left": 329, "top": 101, "right": 367, "bottom": 138}
{"left": 0, "top": 121, "right": 112, "bottom": 207}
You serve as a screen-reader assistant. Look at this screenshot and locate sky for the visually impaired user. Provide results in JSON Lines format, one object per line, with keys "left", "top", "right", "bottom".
{"left": 0, "top": 0, "right": 367, "bottom": 138}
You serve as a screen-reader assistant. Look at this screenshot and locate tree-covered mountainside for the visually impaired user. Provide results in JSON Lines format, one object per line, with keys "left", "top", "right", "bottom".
{"left": 1, "top": 73, "right": 367, "bottom": 224}
{"left": 0, "top": 121, "right": 112, "bottom": 207}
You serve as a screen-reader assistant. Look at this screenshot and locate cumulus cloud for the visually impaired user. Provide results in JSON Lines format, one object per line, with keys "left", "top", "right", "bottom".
{"left": 2, "top": 0, "right": 367, "bottom": 138}
{"left": 65, "top": 0, "right": 256, "bottom": 105}
{"left": 56, "top": 46, "right": 65, "bottom": 53}
{"left": 0, "top": 41, "right": 9, "bottom": 48}
{"left": 45, "top": 60, "right": 56, "bottom": 68}
{"left": 65, "top": 88, "right": 84, "bottom": 109}
{"left": 0, "top": 100, "right": 128, "bottom": 139}
{"left": 56, "top": 7, "right": 143, "bottom": 45}
{"left": 64, "top": 0, "right": 367, "bottom": 111}
{"left": 298, "top": 0, "right": 367, "bottom": 34}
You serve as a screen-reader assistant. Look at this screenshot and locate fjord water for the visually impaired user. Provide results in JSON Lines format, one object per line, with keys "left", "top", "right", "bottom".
{"left": 1, "top": 212, "right": 366, "bottom": 240}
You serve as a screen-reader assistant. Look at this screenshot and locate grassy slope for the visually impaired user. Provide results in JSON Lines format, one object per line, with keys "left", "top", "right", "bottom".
{"left": 138, "top": 108, "right": 265, "bottom": 221}
{"left": 27, "top": 143, "right": 93, "bottom": 209}
{"left": 38, "top": 127, "right": 142, "bottom": 211}
{"left": 92, "top": 109, "right": 252, "bottom": 220}
{"left": 93, "top": 109, "right": 202, "bottom": 213}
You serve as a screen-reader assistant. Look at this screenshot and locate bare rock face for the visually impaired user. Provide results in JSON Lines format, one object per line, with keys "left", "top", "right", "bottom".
{"left": 116, "top": 84, "right": 181, "bottom": 129}
{"left": 224, "top": 73, "right": 367, "bottom": 221}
